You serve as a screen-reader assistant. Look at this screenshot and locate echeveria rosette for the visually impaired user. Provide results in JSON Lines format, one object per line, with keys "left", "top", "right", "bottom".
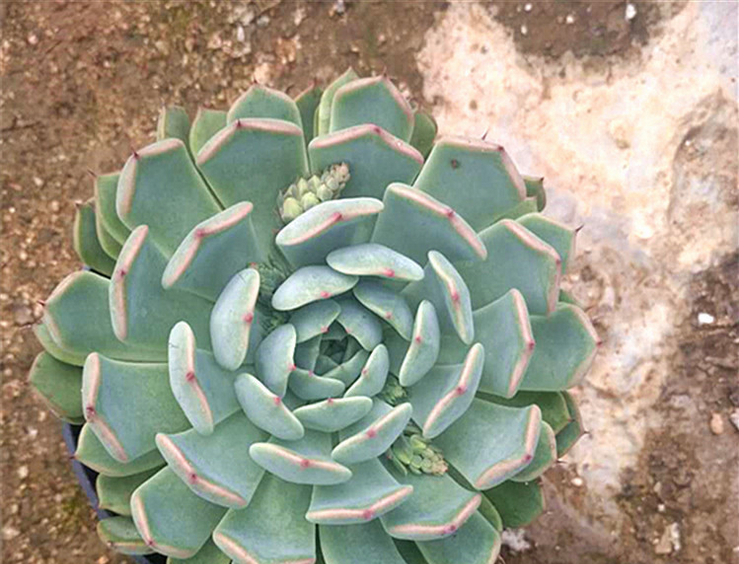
{"left": 29, "top": 69, "right": 598, "bottom": 564}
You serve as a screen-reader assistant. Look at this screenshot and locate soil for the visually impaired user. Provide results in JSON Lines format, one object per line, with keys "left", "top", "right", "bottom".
{"left": 1, "top": 2, "right": 736, "bottom": 564}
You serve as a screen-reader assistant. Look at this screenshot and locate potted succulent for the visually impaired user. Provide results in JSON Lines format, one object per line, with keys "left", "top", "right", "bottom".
{"left": 29, "top": 68, "right": 597, "bottom": 563}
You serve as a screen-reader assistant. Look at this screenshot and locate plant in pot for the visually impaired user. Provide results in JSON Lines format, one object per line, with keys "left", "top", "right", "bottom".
{"left": 29, "top": 68, "right": 597, "bottom": 564}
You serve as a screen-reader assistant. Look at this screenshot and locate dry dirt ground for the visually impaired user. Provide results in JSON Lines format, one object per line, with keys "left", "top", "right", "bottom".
{"left": 1, "top": 2, "right": 737, "bottom": 564}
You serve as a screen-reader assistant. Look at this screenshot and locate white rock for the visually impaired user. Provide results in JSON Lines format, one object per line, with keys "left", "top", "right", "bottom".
{"left": 697, "top": 312, "right": 715, "bottom": 325}
{"left": 625, "top": 3, "right": 637, "bottom": 20}
{"left": 501, "top": 529, "right": 531, "bottom": 552}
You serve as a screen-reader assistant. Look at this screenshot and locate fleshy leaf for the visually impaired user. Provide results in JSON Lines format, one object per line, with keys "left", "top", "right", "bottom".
{"left": 166, "top": 540, "right": 231, "bottom": 564}
{"left": 523, "top": 175, "right": 547, "bottom": 211}
{"left": 33, "top": 321, "right": 86, "bottom": 366}
{"left": 321, "top": 520, "right": 408, "bottom": 564}
{"left": 168, "top": 321, "right": 240, "bottom": 435}
{"left": 289, "top": 368, "right": 346, "bottom": 401}
{"left": 209, "top": 268, "right": 262, "bottom": 371}
{"left": 335, "top": 298, "right": 383, "bottom": 351}
{"left": 371, "top": 183, "right": 487, "bottom": 266}
{"left": 556, "top": 391, "right": 585, "bottom": 456}
{"left": 519, "top": 304, "right": 599, "bottom": 391}
{"left": 97, "top": 516, "right": 154, "bottom": 555}
{"left": 196, "top": 118, "right": 309, "bottom": 252}
{"left": 455, "top": 219, "right": 561, "bottom": 315}
{"left": 189, "top": 108, "right": 227, "bottom": 156}
{"left": 308, "top": 458, "right": 413, "bottom": 525}
{"left": 290, "top": 300, "right": 341, "bottom": 343}
{"left": 327, "top": 243, "right": 424, "bottom": 283}
{"left": 332, "top": 400, "right": 413, "bottom": 465}
{"left": 511, "top": 421, "right": 557, "bottom": 482}
{"left": 353, "top": 280, "right": 414, "bottom": 340}
{"left": 479, "top": 390, "right": 572, "bottom": 434}
{"left": 73, "top": 201, "right": 116, "bottom": 275}
{"left": 416, "top": 512, "right": 501, "bottom": 564}
{"left": 157, "top": 106, "right": 191, "bottom": 144}
{"left": 234, "top": 373, "right": 305, "bottom": 441}
{"left": 317, "top": 67, "right": 359, "bottom": 136}
{"left": 409, "top": 110, "right": 437, "bottom": 159}
{"left": 414, "top": 136, "right": 526, "bottom": 232}
{"left": 407, "top": 343, "right": 484, "bottom": 439}
{"left": 74, "top": 424, "right": 165, "bottom": 478}
{"left": 276, "top": 198, "right": 384, "bottom": 268}
{"left": 94, "top": 172, "right": 131, "bottom": 245}
{"left": 272, "top": 266, "right": 358, "bottom": 311}
{"left": 309, "top": 125, "right": 423, "bottom": 199}
{"left": 43, "top": 271, "right": 165, "bottom": 362}
{"left": 330, "top": 75, "right": 414, "bottom": 141}
{"left": 117, "top": 139, "right": 222, "bottom": 257}
{"left": 434, "top": 399, "right": 541, "bottom": 490}
{"left": 294, "top": 397, "right": 373, "bottom": 433}
{"left": 162, "top": 202, "right": 264, "bottom": 301}
{"left": 110, "top": 226, "right": 213, "bottom": 351}
{"left": 214, "top": 474, "right": 314, "bottom": 564}
{"left": 483, "top": 479, "right": 544, "bottom": 528}
{"left": 403, "top": 251, "right": 474, "bottom": 345}
{"left": 97, "top": 468, "right": 159, "bottom": 516}
{"left": 381, "top": 470, "right": 481, "bottom": 541}
{"left": 518, "top": 212, "right": 576, "bottom": 273}
{"left": 256, "top": 324, "right": 297, "bottom": 397}
{"left": 131, "top": 467, "right": 227, "bottom": 559}
{"left": 227, "top": 84, "right": 303, "bottom": 128}
{"left": 295, "top": 82, "right": 322, "bottom": 144}
{"left": 250, "top": 430, "right": 352, "bottom": 485}
{"left": 156, "top": 412, "right": 267, "bottom": 508}
{"left": 82, "top": 354, "right": 189, "bottom": 462}
{"left": 470, "top": 289, "right": 534, "bottom": 398}
{"left": 28, "top": 352, "right": 83, "bottom": 423}
{"left": 397, "top": 300, "right": 440, "bottom": 387}
{"left": 345, "top": 344, "right": 389, "bottom": 398}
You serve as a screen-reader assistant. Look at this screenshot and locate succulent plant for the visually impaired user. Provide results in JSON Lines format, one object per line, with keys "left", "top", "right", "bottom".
{"left": 29, "top": 68, "right": 598, "bottom": 564}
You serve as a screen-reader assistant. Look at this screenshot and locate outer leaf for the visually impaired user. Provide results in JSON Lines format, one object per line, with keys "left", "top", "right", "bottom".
{"left": 131, "top": 467, "right": 227, "bottom": 559}
{"left": 162, "top": 202, "right": 264, "bottom": 301}
{"left": 97, "top": 516, "right": 154, "bottom": 555}
{"left": 317, "top": 67, "right": 359, "bottom": 136}
{"left": 196, "top": 118, "right": 309, "bottom": 252}
{"left": 321, "top": 520, "right": 408, "bottom": 564}
{"left": 94, "top": 172, "right": 131, "bottom": 244}
{"left": 309, "top": 125, "right": 423, "bottom": 199}
{"left": 227, "top": 84, "right": 303, "bottom": 128}
{"left": 74, "top": 424, "right": 165, "bottom": 478}
{"left": 33, "top": 321, "right": 86, "bottom": 366}
{"left": 167, "top": 540, "right": 231, "bottom": 564}
{"left": 82, "top": 354, "right": 189, "bottom": 462}
{"left": 156, "top": 412, "right": 268, "bottom": 508}
{"left": 409, "top": 110, "right": 437, "bottom": 159}
{"left": 117, "top": 139, "right": 222, "bottom": 257}
{"left": 511, "top": 421, "right": 557, "bottom": 482}
{"left": 479, "top": 390, "right": 572, "bottom": 434}
{"left": 523, "top": 174, "right": 547, "bottom": 211}
{"left": 519, "top": 304, "right": 599, "bottom": 391}
{"left": 414, "top": 136, "right": 526, "bottom": 232}
{"left": 455, "top": 219, "right": 561, "bottom": 315}
{"left": 189, "top": 108, "right": 227, "bottom": 156}
{"left": 110, "top": 226, "right": 213, "bottom": 351}
{"left": 518, "top": 212, "right": 576, "bottom": 273}
{"left": 28, "top": 352, "right": 83, "bottom": 423}
{"left": 157, "top": 105, "right": 191, "bottom": 144}
{"left": 295, "top": 82, "right": 322, "bottom": 144}
{"left": 214, "top": 474, "right": 315, "bottom": 564}
{"left": 434, "top": 399, "right": 541, "bottom": 490}
{"left": 483, "top": 479, "right": 544, "bottom": 528}
{"left": 380, "top": 470, "right": 481, "bottom": 541}
{"left": 330, "top": 75, "right": 414, "bottom": 141}
{"left": 73, "top": 202, "right": 116, "bottom": 275}
{"left": 371, "top": 183, "right": 486, "bottom": 266}
{"left": 556, "top": 391, "right": 585, "bottom": 456}
{"left": 97, "top": 467, "right": 159, "bottom": 516}
{"left": 43, "top": 271, "right": 165, "bottom": 362}
{"left": 416, "top": 512, "right": 501, "bottom": 564}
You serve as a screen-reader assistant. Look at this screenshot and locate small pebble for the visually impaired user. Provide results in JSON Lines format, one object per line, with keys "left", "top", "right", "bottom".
{"left": 17, "top": 465, "right": 29, "bottom": 480}
{"left": 520, "top": 24, "right": 528, "bottom": 36}
{"left": 710, "top": 413, "right": 725, "bottom": 435}
{"left": 524, "top": 3, "right": 532, "bottom": 11}
{"left": 698, "top": 312, "right": 715, "bottom": 325}
{"left": 565, "top": 14, "right": 575, "bottom": 24}
{"left": 729, "top": 409, "right": 739, "bottom": 432}
{"left": 571, "top": 477, "right": 584, "bottom": 487}
{"left": 625, "top": 3, "right": 637, "bottom": 20}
